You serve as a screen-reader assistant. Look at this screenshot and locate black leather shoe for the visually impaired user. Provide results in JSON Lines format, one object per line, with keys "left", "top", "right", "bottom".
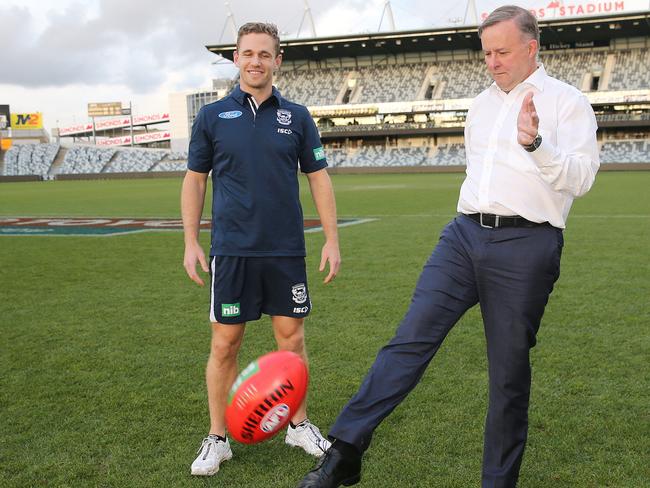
{"left": 296, "top": 444, "right": 361, "bottom": 487}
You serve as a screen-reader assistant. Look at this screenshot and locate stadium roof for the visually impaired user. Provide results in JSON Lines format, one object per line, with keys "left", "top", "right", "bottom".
{"left": 207, "top": 12, "right": 650, "bottom": 62}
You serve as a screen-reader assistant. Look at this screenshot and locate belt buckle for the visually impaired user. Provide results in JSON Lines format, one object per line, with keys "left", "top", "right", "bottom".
{"left": 479, "top": 213, "right": 499, "bottom": 229}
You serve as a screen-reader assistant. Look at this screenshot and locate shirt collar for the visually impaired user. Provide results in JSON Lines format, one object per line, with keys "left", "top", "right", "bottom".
{"left": 489, "top": 62, "right": 548, "bottom": 95}
{"left": 231, "top": 84, "right": 283, "bottom": 107}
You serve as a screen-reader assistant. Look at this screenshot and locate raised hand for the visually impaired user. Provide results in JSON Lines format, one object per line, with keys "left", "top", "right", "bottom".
{"left": 517, "top": 92, "right": 539, "bottom": 146}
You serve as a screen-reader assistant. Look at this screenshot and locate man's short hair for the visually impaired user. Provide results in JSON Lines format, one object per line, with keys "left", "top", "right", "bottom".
{"left": 237, "top": 22, "right": 281, "bottom": 56}
{"left": 478, "top": 5, "right": 540, "bottom": 45}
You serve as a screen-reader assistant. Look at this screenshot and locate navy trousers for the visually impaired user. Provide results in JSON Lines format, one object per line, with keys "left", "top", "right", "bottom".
{"left": 329, "top": 215, "right": 563, "bottom": 488}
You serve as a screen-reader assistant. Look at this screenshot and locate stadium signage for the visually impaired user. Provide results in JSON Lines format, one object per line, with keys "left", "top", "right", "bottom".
{"left": 11, "top": 113, "right": 43, "bottom": 130}
{"left": 96, "top": 131, "right": 172, "bottom": 147}
{"left": 58, "top": 113, "right": 170, "bottom": 136}
{"left": 88, "top": 102, "right": 122, "bottom": 117}
{"left": 59, "top": 123, "right": 94, "bottom": 136}
{"left": 0, "top": 217, "right": 373, "bottom": 236}
{"left": 96, "top": 117, "right": 131, "bottom": 129}
{"left": 480, "top": 1, "right": 637, "bottom": 21}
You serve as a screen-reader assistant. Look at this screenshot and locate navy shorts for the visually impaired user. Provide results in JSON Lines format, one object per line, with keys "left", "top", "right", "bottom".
{"left": 209, "top": 256, "right": 311, "bottom": 324}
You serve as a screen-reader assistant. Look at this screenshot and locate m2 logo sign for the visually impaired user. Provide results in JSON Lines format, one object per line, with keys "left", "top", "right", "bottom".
{"left": 11, "top": 113, "right": 43, "bottom": 130}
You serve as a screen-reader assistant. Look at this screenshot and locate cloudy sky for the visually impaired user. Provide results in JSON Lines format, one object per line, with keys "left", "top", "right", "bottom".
{"left": 2, "top": 0, "right": 647, "bottom": 131}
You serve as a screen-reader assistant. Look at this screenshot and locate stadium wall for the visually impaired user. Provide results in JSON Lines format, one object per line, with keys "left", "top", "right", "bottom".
{"left": 1, "top": 164, "right": 648, "bottom": 183}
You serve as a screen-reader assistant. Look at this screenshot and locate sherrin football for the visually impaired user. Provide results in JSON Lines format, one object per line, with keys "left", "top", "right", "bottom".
{"left": 225, "top": 350, "right": 309, "bottom": 444}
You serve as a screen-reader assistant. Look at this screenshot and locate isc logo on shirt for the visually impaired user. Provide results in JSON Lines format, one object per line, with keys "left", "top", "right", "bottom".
{"left": 277, "top": 128, "right": 292, "bottom": 135}
{"left": 222, "top": 303, "right": 240, "bottom": 317}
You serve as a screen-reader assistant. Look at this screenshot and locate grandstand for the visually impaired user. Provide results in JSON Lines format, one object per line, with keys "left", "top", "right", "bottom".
{"left": 0, "top": 144, "right": 189, "bottom": 178}
{"left": 2, "top": 143, "right": 59, "bottom": 177}
{"left": 1, "top": 10, "right": 649, "bottom": 180}
{"left": 206, "top": 10, "right": 650, "bottom": 172}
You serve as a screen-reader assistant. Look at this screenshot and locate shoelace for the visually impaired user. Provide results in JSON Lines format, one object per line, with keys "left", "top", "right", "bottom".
{"left": 196, "top": 438, "right": 214, "bottom": 459}
{"left": 303, "top": 423, "right": 329, "bottom": 453}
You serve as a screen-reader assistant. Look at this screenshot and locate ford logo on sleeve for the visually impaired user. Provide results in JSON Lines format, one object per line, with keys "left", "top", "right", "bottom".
{"left": 218, "top": 110, "right": 243, "bottom": 119}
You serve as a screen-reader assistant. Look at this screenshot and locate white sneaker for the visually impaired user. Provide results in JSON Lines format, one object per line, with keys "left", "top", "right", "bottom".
{"left": 190, "top": 436, "right": 233, "bottom": 476}
{"left": 285, "top": 419, "right": 331, "bottom": 457}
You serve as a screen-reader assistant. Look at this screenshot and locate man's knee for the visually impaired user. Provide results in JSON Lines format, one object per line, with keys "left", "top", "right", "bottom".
{"left": 273, "top": 317, "right": 306, "bottom": 353}
{"left": 209, "top": 325, "right": 244, "bottom": 363}
{"left": 277, "top": 328, "right": 305, "bottom": 353}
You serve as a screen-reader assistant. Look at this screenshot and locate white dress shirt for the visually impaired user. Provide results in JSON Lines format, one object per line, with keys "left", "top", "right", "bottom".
{"left": 458, "top": 64, "right": 599, "bottom": 228}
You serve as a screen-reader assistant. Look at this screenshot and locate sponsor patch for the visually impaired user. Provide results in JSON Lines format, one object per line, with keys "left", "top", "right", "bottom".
{"left": 313, "top": 146, "right": 325, "bottom": 161}
{"left": 221, "top": 303, "right": 241, "bottom": 317}
{"left": 277, "top": 109, "right": 292, "bottom": 125}
{"left": 219, "top": 110, "right": 243, "bottom": 119}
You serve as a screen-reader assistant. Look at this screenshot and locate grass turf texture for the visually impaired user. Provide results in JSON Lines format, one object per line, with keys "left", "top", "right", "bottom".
{"left": 1, "top": 172, "right": 648, "bottom": 487}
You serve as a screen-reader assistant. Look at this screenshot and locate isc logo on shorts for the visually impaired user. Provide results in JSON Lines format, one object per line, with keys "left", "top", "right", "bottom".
{"left": 293, "top": 306, "right": 309, "bottom": 313}
{"left": 222, "top": 303, "right": 240, "bottom": 317}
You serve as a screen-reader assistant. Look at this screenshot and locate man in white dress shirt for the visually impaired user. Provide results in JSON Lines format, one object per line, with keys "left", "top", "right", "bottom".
{"left": 297, "top": 5, "right": 599, "bottom": 488}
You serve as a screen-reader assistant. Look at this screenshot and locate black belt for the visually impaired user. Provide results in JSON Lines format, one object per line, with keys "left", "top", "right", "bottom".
{"left": 465, "top": 213, "right": 547, "bottom": 228}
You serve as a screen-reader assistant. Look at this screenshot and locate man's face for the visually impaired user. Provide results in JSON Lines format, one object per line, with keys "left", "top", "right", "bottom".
{"left": 234, "top": 33, "right": 281, "bottom": 93}
{"left": 481, "top": 19, "right": 538, "bottom": 92}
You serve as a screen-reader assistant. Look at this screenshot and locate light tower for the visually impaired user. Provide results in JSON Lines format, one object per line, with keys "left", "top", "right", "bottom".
{"left": 219, "top": 1, "right": 238, "bottom": 43}
{"left": 463, "top": 0, "right": 479, "bottom": 26}
{"left": 378, "top": 0, "right": 396, "bottom": 31}
{"left": 297, "top": 0, "right": 317, "bottom": 38}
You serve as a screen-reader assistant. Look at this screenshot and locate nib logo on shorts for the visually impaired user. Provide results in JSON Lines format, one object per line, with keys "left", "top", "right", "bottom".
{"left": 222, "top": 303, "right": 240, "bottom": 317}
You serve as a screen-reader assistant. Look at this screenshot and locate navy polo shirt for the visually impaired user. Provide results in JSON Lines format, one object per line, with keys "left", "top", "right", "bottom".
{"left": 188, "top": 85, "right": 328, "bottom": 257}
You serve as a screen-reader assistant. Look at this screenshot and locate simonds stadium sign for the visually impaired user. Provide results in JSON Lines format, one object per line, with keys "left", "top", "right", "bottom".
{"left": 478, "top": 0, "right": 648, "bottom": 21}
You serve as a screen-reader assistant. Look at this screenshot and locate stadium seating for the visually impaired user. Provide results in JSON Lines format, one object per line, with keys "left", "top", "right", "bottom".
{"left": 3, "top": 138, "right": 649, "bottom": 176}
{"left": 275, "top": 68, "right": 347, "bottom": 106}
{"left": 429, "top": 143, "right": 467, "bottom": 166}
{"left": 2, "top": 143, "right": 59, "bottom": 176}
{"left": 151, "top": 151, "right": 189, "bottom": 172}
{"left": 599, "top": 139, "right": 650, "bottom": 163}
{"left": 274, "top": 48, "right": 650, "bottom": 106}
{"left": 105, "top": 149, "right": 166, "bottom": 173}
{"left": 327, "top": 145, "right": 431, "bottom": 168}
{"left": 608, "top": 49, "right": 650, "bottom": 91}
{"left": 431, "top": 60, "right": 492, "bottom": 100}
{"left": 59, "top": 146, "right": 116, "bottom": 174}
{"left": 356, "top": 64, "right": 428, "bottom": 103}
{"left": 540, "top": 50, "right": 607, "bottom": 89}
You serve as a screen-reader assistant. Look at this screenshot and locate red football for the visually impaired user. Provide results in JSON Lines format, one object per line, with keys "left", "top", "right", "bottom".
{"left": 225, "top": 350, "right": 309, "bottom": 444}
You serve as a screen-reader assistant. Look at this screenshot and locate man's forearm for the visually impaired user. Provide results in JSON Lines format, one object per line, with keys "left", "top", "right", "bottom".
{"left": 181, "top": 171, "right": 208, "bottom": 245}
{"left": 307, "top": 170, "right": 338, "bottom": 243}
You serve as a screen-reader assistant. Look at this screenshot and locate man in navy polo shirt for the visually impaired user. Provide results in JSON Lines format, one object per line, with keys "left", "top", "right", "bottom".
{"left": 182, "top": 22, "right": 340, "bottom": 477}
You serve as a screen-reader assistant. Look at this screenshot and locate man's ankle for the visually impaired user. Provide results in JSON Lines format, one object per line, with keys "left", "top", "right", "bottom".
{"left": 332, "top": 439, "right": 361, "bottom": 458}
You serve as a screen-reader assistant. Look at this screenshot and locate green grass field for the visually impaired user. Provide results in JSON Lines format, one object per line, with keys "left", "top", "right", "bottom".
{"left": 1, "top": 172, "right": 648, "bottom": 487}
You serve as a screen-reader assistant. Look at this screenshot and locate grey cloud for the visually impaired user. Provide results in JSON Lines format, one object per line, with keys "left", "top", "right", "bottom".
{"left": 0, "top": 0, "right": 461, "bottom": 92}
{"left": 0, "top": 1, "right": 224, "bottom": 91}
